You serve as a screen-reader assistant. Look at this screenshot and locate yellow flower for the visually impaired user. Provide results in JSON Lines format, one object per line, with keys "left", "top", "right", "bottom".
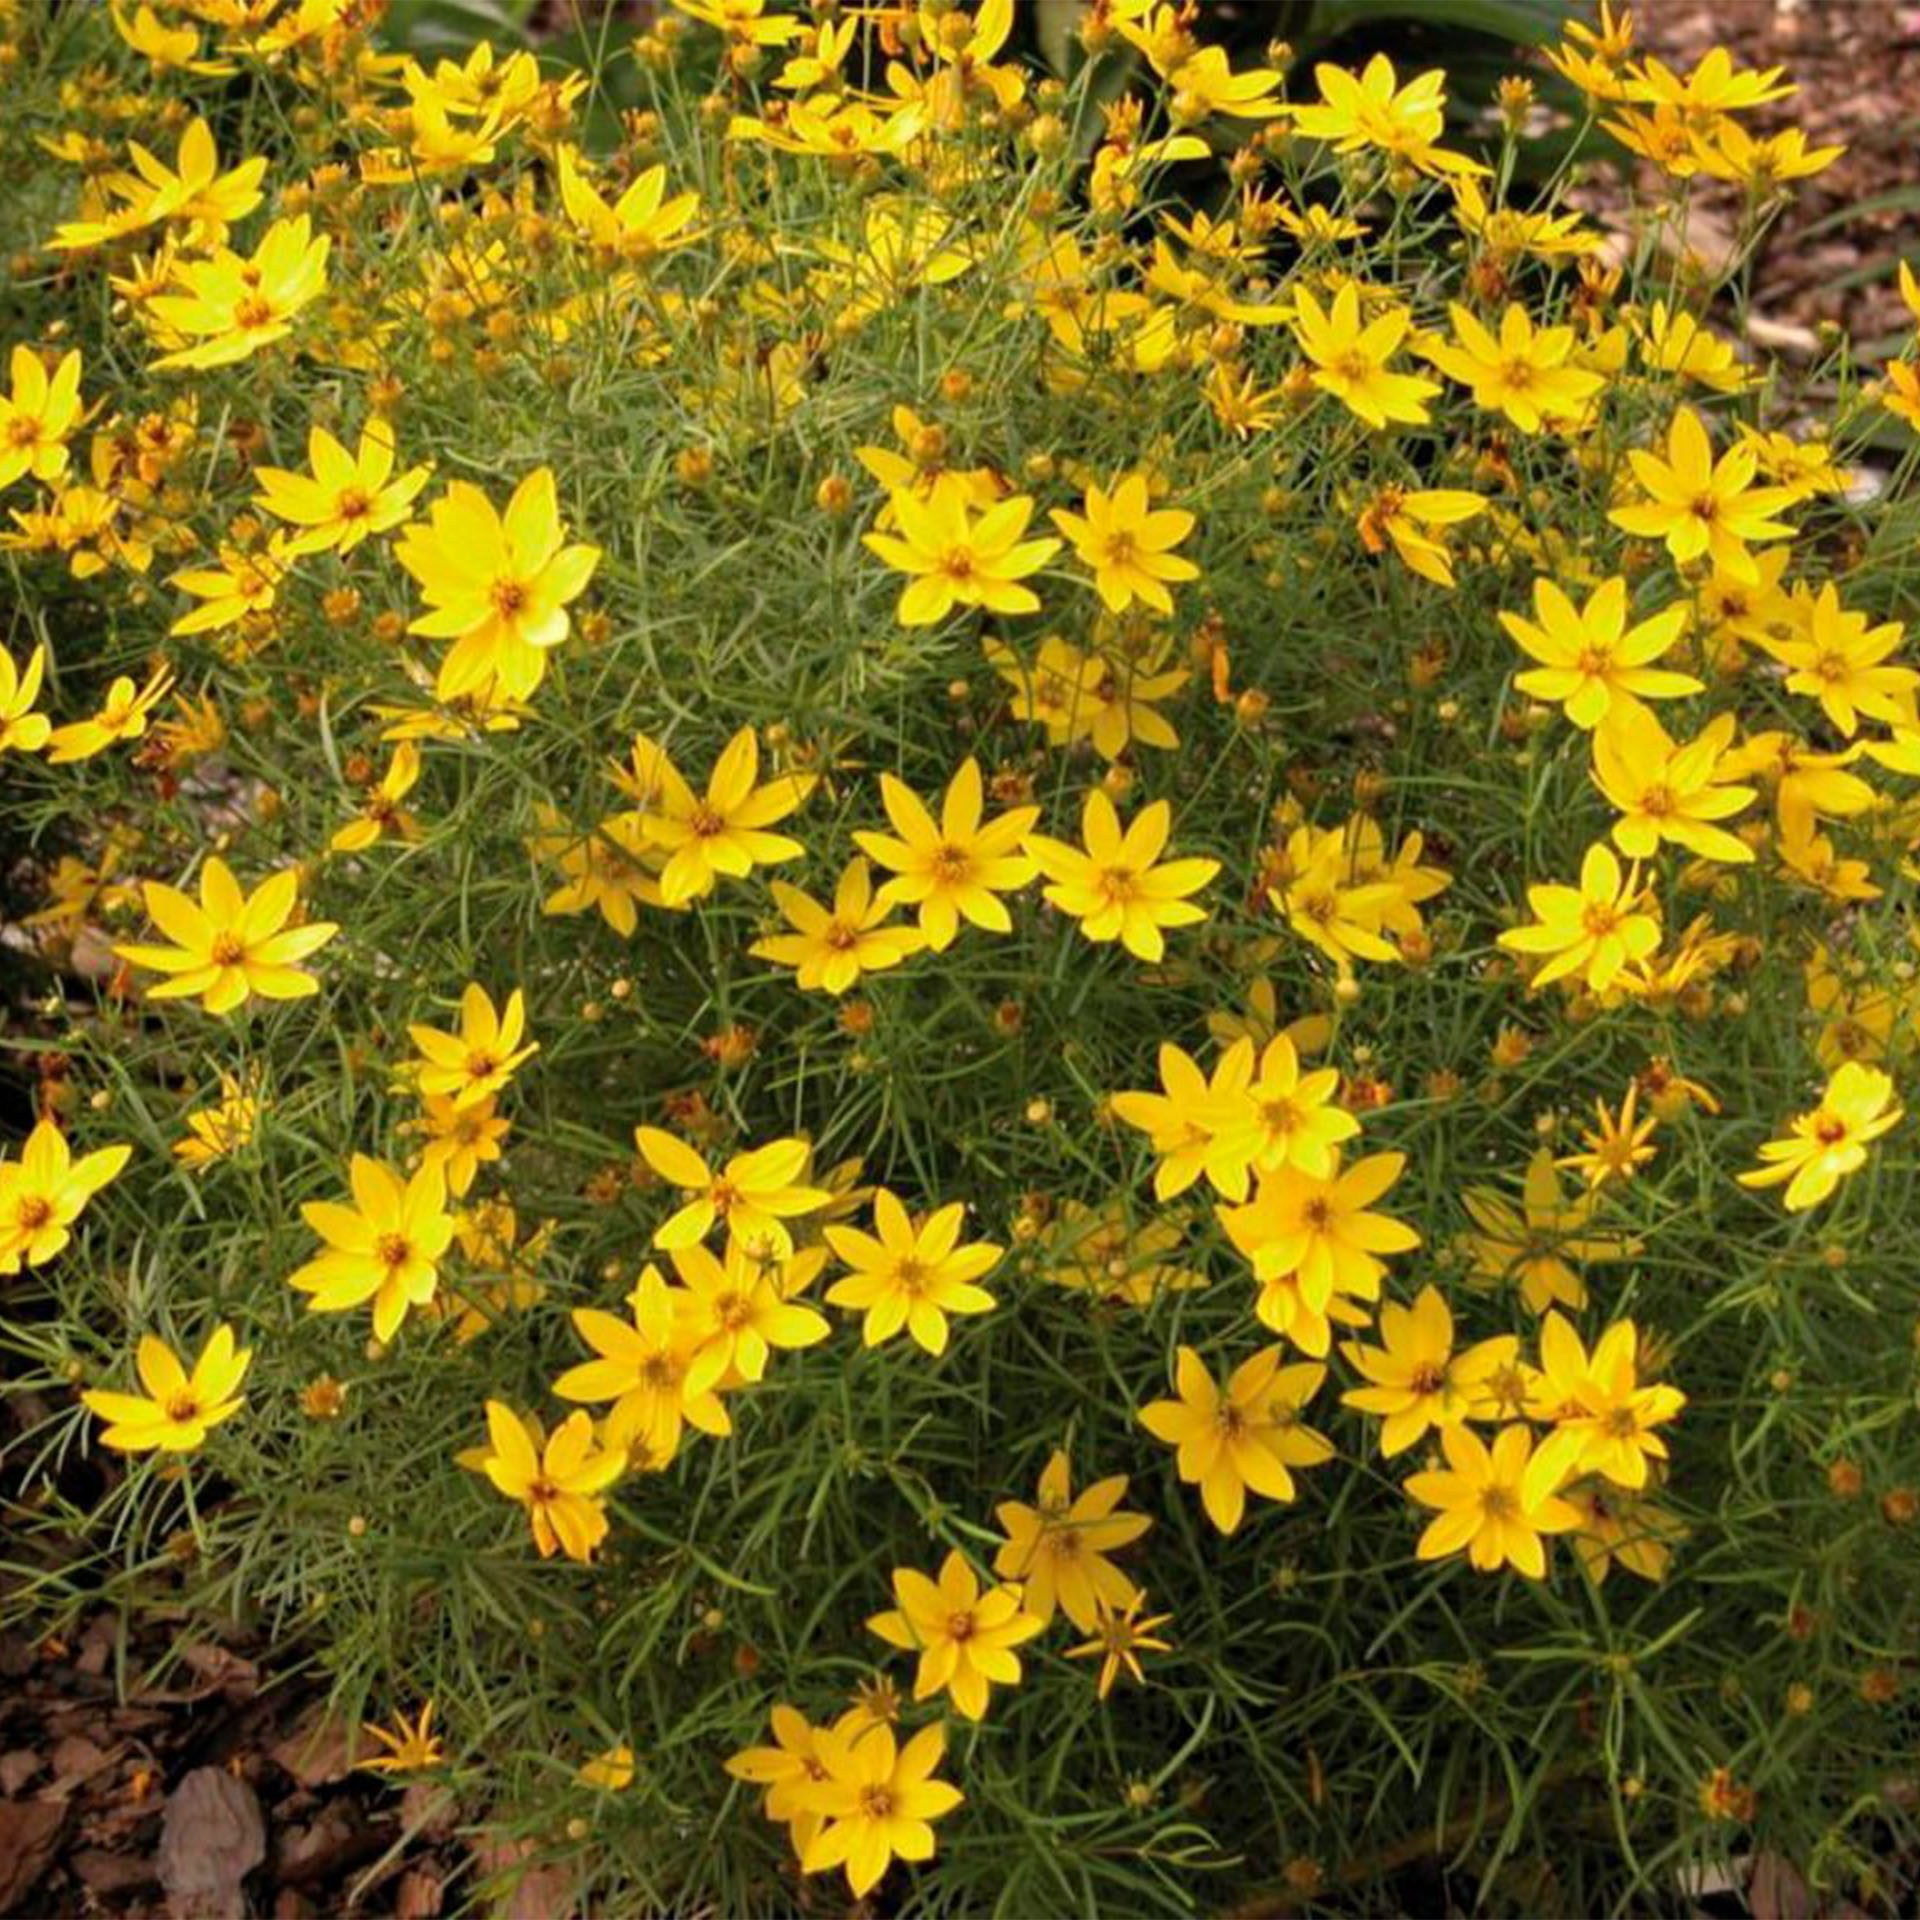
{"left": 148, "top": 214, "right": 332, "bottom": 371}
{"left": 1565, "top": 1484, "right": 1683, "bottom": 1584}
{"left": 115, "top": 857, "right": 338, "bottom": 1015}
{"left": 867, "top": 1549, "right": 1043, "bottom": 1720}
{"left": 0, "top": 645, "right": 52, "bottom": 755}
{"left": 478, "top": 1402, "right": 624, "bottom": 1562}
{"left": 1501, "top": 576, "right": 1698, "bottom": 729}
{"left": 1138, "top": 1345, "right": 1332, "bottom": 1534}
{"left": 635, "top": 1127, "right": 829, "bottom": 1258}
{"left": 1460, "top": 1147, "right": 1643, "bottom": 1314}
{"left": 1522, "top": 1312, "right": 1686, "bottom": 1505}
{"left": 824, "top": 1188, "right": 1000, "bottom": 1354}
{"left": 1288, "top": 53, "right": 1486, "bottom": 177}
{"left": 330, "top": 742, "right": 424, "bottom": 854}
{"left": 625, "top": 725, "right": 816, "bottom": 907}
{"left": 1637, "top": 300, "right": 1747, "bottom": 393}
{"left": 1592, "top": 708, "right": 1755, "bottom": 862}
{"left": 1755, "top": 583, "right": 1916, "bottom": 738}
{"left": 1049, "top": 472, "right": 1198, "bottom": 616}
{"left": 1023, "top": 791, "right": 1218, "bottom": 963}
{"left": 1737, "top": 1061, "right": 1901, "bottom": 1212}
{"left": 393, "top": 468, "right": 601, "bottom": 702}
{"left": 252, "top": 422, "right": 431, "bottom": 557}
{"left": 45, "top": 662, "right": 175, "bottom": 763}
{"left": 1609, "top": 405, "right": 1796, "bottom": 582}
{"left": 751, "top": 858, "right": 924, "bottom": 995}
{"left": 531, "top": 805, "right": 667, "bottom": 933}
{"left": 992, "top": 1450, "right": 1151, "bottom": 1631}
{"left": 173, "top": 1071, "right": 263, "bottom": 1169}
{"left": 1111, "top": 1039, "right": 1247, "bottom": 1201}
{"left": 82, "top": 1325, "right": 250, "bottom": 1454}
{"left": 413, "top": 1094, "right": 510, "bottom": 1198}
{"left": 1405, "top": 1425, "right": 1581, "bottom": 1577}
{"left": 1423, "top": 303, "right": 1603, "bottom": 432}
{"left": 112, "top": 2, "right": 237, "bottom": 75}
{"left": 1291, "top": 284, "right": 1439, "bottom": 429}
{"left": 1199, "top": 1032, "right": 1360, "bottom": 1196}
{"left": 287, "top": 1156, "right": 455, "bottom": 1342}
{"left": 554, "top": 1264, "right": 731, "bottom": 1463}
{"left": 1268, "top": 822, "right": 1403, "bottom": 968}
{"left": 725, "top": 1703, "right": 843, "bottom": 1857}
{"left": 1498, "top": 841, "right": 1659, "bottom": 993}
{"left": 863, "top": 473, "right": 1059, "bottom": 625}
{"left": 407, "top": 983, "right": 537, "bottom": 1111}
{"left": 1557, "top": 1083, "right": 1661, "bottom": 1190}
{"left": 797, "top": 1721, "right": 963, "bottom": 1899}
{"left": 1065, "top": 1594, "right": 1176, "bottom": 1699}
{"left": 167, "top": 538, "right": 288, "bottom": 637}
{"left": 50, "top": 117, "right": 264, "bottom": 253}
{"left": 1354, "top": 484, "right": 1485, "bottom": 588}
{"left": 670, "top": 1240, "right": 830, "bottom": 1384}
{"left": 555, "top": 147, "right": 699, "bottom": 261}
{"left": 0, "top": 346, "right": 83, "bottom": 491}
{"left": 853, "top": 757, "right": 1037, "bottom": 950}
{"left": 1339, "top": 1284, "right": 1517, "bottom": 1456}
{"left": 986, "top": 633, "right": 1190, "bottom": 760}
{"left": 359, "top": 1702, "right": 444, "bottom": 1776}
{"left": 576, "top": 1745, "right": 636, "bottom": 1791}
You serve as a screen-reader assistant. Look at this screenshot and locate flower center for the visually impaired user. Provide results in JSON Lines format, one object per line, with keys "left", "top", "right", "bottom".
{"left": 858, "top": 1784, "right": 896, "bottom": 1820}
{"left": 209, "top": 930, "right": 248, "bottom": 966}
{"left": 1814, "top": 1116, "right": 1848, "bottom": 1146}
{"left": 930, "top": 843, "right": 972, "bottom": 884}
{"left": 1581, "top": 903, "right": 1620, "bottom": 937}
{"left": 233, "top": 294, "right": 276, "bottom": 328}
{"left": 490, "top": 578, "right": 530, "bottom": 619}
{"left": 1408, "top": 1361, "right": 1446, "bottom": 1396}
{"left": 1480, "top": 1484, "right": 1518, "bottom": 1521}
{"left": 940, "top": 545, "right": 977, "bottom": 581}
{"left": 823, "top": 920, "right": 859, "bottom": 951}
{"left": 1575, "top": 645, "right": 1615, "bottom": 678}
{"left": 528, "top": 1476, "right": 559, "bottom": 1505}
{"left": 945, "top": 1609, "right": 976, "bottom": 1642}
{"left": 3, "top": 417, "right": 39, "bottom": 449}
{"left": 164, "top": 1390, "right": 202, "bottom": 1423}
{"left": 1099, "top": 865, "right": 1139, "bottom": 904}
{"left": 375, "top": 1232, "right": 413, "bottom": 1270}
{"left": 15, "top": 1194, "right": 55, "bottom": 1231}
{"left": 336, "top": 488, "right": 373, "bottom": 521}
{"left": 1689, "top": 493, "right": 1720, "bottom": 524}
{"left": 688, "top": 804, "right": 727, "bottom": 839}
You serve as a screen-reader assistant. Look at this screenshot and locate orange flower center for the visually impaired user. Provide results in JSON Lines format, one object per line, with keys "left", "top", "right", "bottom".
{"left": 1581, "top": 902, "right": 1620, "bottom": 938}
{"left": 164, "top": 1390, "right": 203, "bottom": 1423}
{"left": 233, "top": 294, "right": 276, "bottom": 329}
{"left": 931, "top": 843, "right": 972, "bottom": 883}
{"left": 688, "top": 804, "right": 727, "bottom": 839}
{"left": 1479, "top": 1484, "right": 1518, "bottom": 1520}
{"left": 375, "top": 1232, "right": 413, "bottom": 1270}
{"left": 209, "top": 931, "right": 248, "bottom": 966}
{"left": 1814, "top": 1116, "right": 1848, "bottom": 1146}
{"left": 823, "top": 920, "right": 859, "bottom": 951}
{"left": 336, "top": 488, "right": 373, "bottom": 521}
{"left": 4, "top": 417, "right": 40, "bottom": 449}
{"left": 528, "top": 1476, "right": 559, "bottom": 1505}
{"left": 1408, "top": 1361, "right": 1446, "bottom": 1396}
{"left": 490, "top": 578, "right": 530, "bottom": 619}
{"left": 858, "top": 1784, "right": 896, "bottom": 1820}
{"left": 15, "top": 1194, "right": 55, "bottom": 1231}
{"left": 945, "top": 1609, "right": 977, "bottom": 1642}
{"left": 940, "top": 545, "right": 977, "bottom": 581}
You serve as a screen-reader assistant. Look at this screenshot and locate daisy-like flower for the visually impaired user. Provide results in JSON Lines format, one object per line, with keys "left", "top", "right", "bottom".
{"left": 750, "top": 858, "right": 924, "bottom": 995}
{"left": 0, "top": 346, "right": 84, "bottom": 492}
{"left": 726, "top": 1704, "right": 844, "bottom": 1857}
{"left": 1340, "top": 1284, "right": 1517, "bottom": 1456}
{"left": 1498, "top": 842, "right": 1660, "bottom": 994}
{"left": 359, "top": 1702, "right": 444, "bottom": 1776}
{"left": 1405, "top": 1425, "right": 1581, "bottom": 1578}
{"left": 556, "top": 147, "right": 699, "bottom": 261}
{"left": 797, "top": 1721, "right": 963, "bottom": 1900}
{"left": 634, "top": 1127, "right": 829, "bottom": 1258}
{"left": 1049, "top": 472, "right": 1198, "bottom": 616}
{"left": 1422, "top": 302, "right": 1604, "bottom": 431}
{"left": 1737, "top": 1061, "right": 1901, "bottom": 1212}
{"left": 867, "top": 1549, "right": 1043, "bottom": 1720}
{"left": 1592, "top": 708, "right": 1755, "bottom": 863}
{"left": 1354, "top": 484, "right": 1486, "bottom": 588}
{"left": 252, "top": 422, "right": 431, "bottom": 557}
{"left": 413, "top": 1094, "right": 510, "bottom": 1198}
{"left": 1111, "top": 1039, "right": 1250, "bottom": 1201}
{"left": 1139, "top": 1346, "right": 1333, "bottom": 1535}
{"left": 393, "top": 467, "right": 601, "bottom": 702}
{"left": 172, "top": 1071, "right": 262, "bottom": 1169}
{"left": 670, "top": 1241, "right": 830, "bottom": 1384}
{"left": 1289, "top": 53, "right": 1485, "bottom": 177}
{"left": 1500, "top": 576, "right": 1699, "bottom": 729}
{"left": 166, "top": 538, "right": 289, "bottom": 638}
{"left": 862, "top": 473, "right": 1060, "bottom": 625}
{"left": 626, "top": 726, "right": 816, "bottom": 907}
{"left": 81, "top": 1325, "right": 250, "bottom": 1454}
{"left": 1200, "top": 1032, "right": 1360, "bottom": 1196}
{"left": 406, "top": 983, "right": 538, "bottom": 1111}
{"left": 148, "top": 214, "right": 332, "bottom": 371}
{"left": 1065, "top": 1595, "right": 1175, "bottom": 1699}
{"left": 45, "top": 663, "right": 176, "bottom": 764}
{"left": 330, "top": 742, "right": 424, "bottom": 854}
{"left": 824, "top": 1188, "right": 1001, "bottom": 1354}
{"left": 1023, "top": 791, "right": 1218, "bottom": 963}
{"left": 1522, "top": 1312, "right": 1687, "bottom": 1504}
{"left": 287, "top": 1157, "right": 455, "bottom": 1342}
{"left": 1609, "top": 405, "right": 1796, "bottom": 582}
{"left": 853, "top": 758, "right": 1038, "bottom": 950}
{"left": 1755, "top": 583, "right": 1917, "bottom": 739}
{"left": 1291, "top": 284, "right": 1441, "bottom": 429}
{"left": 0, "top": 1117, "right": 131, "bottom": 1274}
{"left": 477, "top": 1402, "right": 624, "bottom": 1562}
{"left": 1218, "top": 1151, "right": 1421, "bottom": 1307}
{"left": 992, "top": 1450, "right": 1151, "bottom": 1631}
{"left": 114, "top": 858, "right": 338, "bottom": 1015}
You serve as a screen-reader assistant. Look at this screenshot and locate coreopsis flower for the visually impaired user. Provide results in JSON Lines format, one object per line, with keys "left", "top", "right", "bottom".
{"left": 287, "top": 1157, "right": 455, "bottom": 1342}
{"left": 0, "top": 1117, "right": 130, "bottom": 1275}
{"left": 1460, "top": 1148, "right": 1644, "bottom": 1314}
{"left": 115, "top": 858, "right": 338, "bottom": 1015}
{"left": 1289, "top": 53, "right": 1485, "bottom": 176}
{"left": 1627, "top": 43, "right": 1795, "bottom": 115}
{"left": 1405, "top": 1425, "right": 1581, "bottom": 1578}
{"left": 824, "top": 1189, "right": 1001, "bottom": 1354}
{"left": 852, "top": 758, "right": 1038, "bottom": 950}
{"left": 555, "top": 147, "right": 698, "bottom": 261}
{"left": 1065, "top": 1595, "right": 1176, "bottom": 1699}
{"left": 44, "top": 662, "right": 175, "bottom": 763}
{"left": 1023, "top": 791, "right": 1218, "bottom": 963}
{"left": 1565, "top": 1484, "right": 1683, "bottom": 1584}
{"left": 1339, "top": 1285, "right": 1517, "bottom": 1456}
{"left": 625, "top": 726, "right": 817, "bottom": 907}
{"left": 726, "top": 1704, "right": 846, "bottom": 1857}
{"left": 532, "top": 806, "right": 666, "bottom": 933}
{"left": 1522, "top": 1313, "right": 1687, "bottom": 1504}
{"left": 167, "top": 538, "right": 289, "bottom": 637}
{"left": 1737, "top": 1062, "right": 1902, "bottom": 1212}
{"left": 1268, "top": 824, "right": 1403, "bottom": 968}
{"left": 1219, "top": 1151, "right": 1421, "bottom": 1309}
{"left": 1720, "top": 728, "right": 1876, "bottom": 841}
{"left": 330, "top": 743, "right": 424, "bottom": 854}
{"left": 407, "top": 984, "right": 537, "bottom": 1111}
{"left": 986, "top": 632, "right": 1190, "bottom": 760}
{"left": 252, "top": 423, "right": 431, "bottom": 557}
{"left": 393, "top": 468, "right": 601, "bottom": 702}
{"left": 1592, "top": 708, "right": 1755, "bottom": 862}
{"left": 1200, "top": 1033, "right": 1360, "bottom": 1196}
{"left": 1049, "top": 472, "right": 1198, "bottom": 616}
{"left": 173, "top": 1071, "right": 262, "bottom": 1169}
{"left": 993, "top": 1451, "right": 1151, "bottom": 1630}
{"left": 636, "top": 1129, "right": 829, "bottom": 1259}
{"left": 478, "top": 1403, "right": 624, "bottom": 1562}
{"left": 670, "top": 1241, "right": 830, "bottom": 1383}
{"left": 50, "top": 117, "right": 265, "bottom": 252}
{"left": 798, "top": 1721, "right": 963, "bottom": 1899}
{"left": 1885, "top": 362, "right": 1920, "bottom": 436}
{"left": 1422, "top": 303, "right": 1604, "bottom": 431}
{"left": 751, "top": 859, "right": 924, "bottom": 994}
{"left": 1139, "top": 1346, "right": 1333, "bottom": 1534}
{"left": 1557, "top": 1084, "right": 1660, "bottom": 1190}
{"left": 82, "top": 1325, "right": 250, "bottom": 1454}
{"left": 413, "top": 1095, "right": 509, "bottom": 1198}
{"left": 0, "top": 646, "right": 52, "bottom": 755}
{"left": 1041, "top": 1198, "right": 1207, "bottom": 1306}
{"left": 555, "top": 1265, "right": 730, "bottom": 1463}
{"left": 1290, "top": 284, "right": 1440, "bottom": 429}
{"left": 1111, "top": 1040, "right": 1248, "bottom": 1201}
{"left": 113, "top": 2, "right": 237, "bottom": 74}
{"left": 359, "top": 1702, "right": 444, "bottom": 1775}
{"left": 1354, "top": 484, "right": 1486, "bottom": 588}
{"left": 148, "top": 214, "right": 332, "bottom": 371}
{"left": 868, "top": 1549, "right": 1043, "bottom": 1720}
{"left": 1498, "top": 842, "right": 1659, "bottom": 993}
{"left": 1803, "top": 947, "right": 1913, "bottom": 1072}
{"left": 863, "top": 474, "right": 1059, "bottom": 625}
{"left": 577, "top": 1746, "right": 636, "bottom": 1791}
{"left": 0, "top": 346, "right": 83, "bottom": 491}
{"left": 1755, "top": 584, "right": 1917, "bottom": 738}
{"left": 1609, "top": 406, "right": 1796, "bottom": 582}
{"left": 1500, "top": 577, "right": 1698, "bottom": 729}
